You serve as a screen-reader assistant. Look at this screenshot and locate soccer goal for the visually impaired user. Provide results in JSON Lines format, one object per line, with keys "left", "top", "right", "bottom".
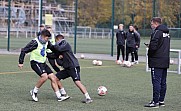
{"left": 146, "top": 48, "right": 181, "bottom": 74}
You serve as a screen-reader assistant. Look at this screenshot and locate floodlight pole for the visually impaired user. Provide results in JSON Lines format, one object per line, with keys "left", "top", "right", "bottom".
{"left": 7, "top": 0, "right": 11, "bottom": 51}
{"left": 38, "top": 0, "right": 43, "bottom": 30}
{"left": 111, "top": 0, "right": 115, "bottom": 56}
{"left": 74, "top": 0, "right": 78, "bottom": 54}
{"left": 153, "top": 0, "right": 156, "bottom": 17}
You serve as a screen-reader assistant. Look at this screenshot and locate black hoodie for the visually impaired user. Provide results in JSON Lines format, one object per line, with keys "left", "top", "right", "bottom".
{"left": 148, "top": 25, "right": 170, "bottom": 68}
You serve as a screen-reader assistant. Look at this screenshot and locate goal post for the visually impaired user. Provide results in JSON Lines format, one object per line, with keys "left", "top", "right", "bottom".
{"left": 146, "top": 48, "right": 181, "bottom": 74}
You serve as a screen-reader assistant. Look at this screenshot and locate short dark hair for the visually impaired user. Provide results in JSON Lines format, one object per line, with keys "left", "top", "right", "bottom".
{"left": 151, "top": 17, "right": 162, "bottom": 24}
{"left": 41, "top": 29, "right": 51, "bottom": 37}
{"left": 134, "top": 25, "right": 138, "bottom": 31}
{"left": 55, "top": 34, "right": 64, "bottom": 40}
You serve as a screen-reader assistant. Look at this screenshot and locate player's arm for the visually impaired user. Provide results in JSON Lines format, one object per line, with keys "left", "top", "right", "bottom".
{"left": 148, "top": 31, "right": 161, "bottom": 56}
{"left": 18, "top": 40, "right": 38, "bottom": 69}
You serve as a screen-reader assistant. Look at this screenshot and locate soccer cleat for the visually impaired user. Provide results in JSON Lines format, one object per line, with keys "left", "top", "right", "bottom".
{"left": 57, "top": 95, "right": 70, "bottom": 102}
{"left": 159, "top": 101, "right": 165, "bottom": 106}
{"left": 144, "top": 101, "right": 159, "bottom": 108}
{"left": 30, "top": 90, "right": 38, "bottom": 102}
{"left": 82, "top": 98, "right": 93, "bottom": 104}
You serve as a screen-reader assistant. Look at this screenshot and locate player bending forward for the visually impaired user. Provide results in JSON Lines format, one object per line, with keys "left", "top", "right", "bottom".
{"left": 48, "top": 34, "right": 93, "bottom": 104}
{"left": 18, "top": 29, "right": 69, "bottom": 102}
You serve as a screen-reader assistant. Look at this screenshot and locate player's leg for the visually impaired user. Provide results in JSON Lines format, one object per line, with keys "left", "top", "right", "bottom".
{"left": 134, "top": 48, "right": 139, "bottom": 64}
{"left": 159, "top": 68, "right": 167, "bottom": 106}
{"left": 131, "top": 47, "right": 135, "bottom": 64}
{"left": 30, "top": 62, "right": 49, "bottom": 102}
{"left": 48, "top": 58, "right": 60, "bottom": 72}
{"left": 45, "top": 64, "right": 69, "bottom": 101}
{"left": 69, "top": 67, "right": 92, "bottom": 103}
{"left": 117, "top": 45, "right": 121, "bottom": 60}
{"left": 120, "top": 45, "right": 125, "bottom": 62}
{"left": 125, "top": 47, "right": 129, "bottom": 61}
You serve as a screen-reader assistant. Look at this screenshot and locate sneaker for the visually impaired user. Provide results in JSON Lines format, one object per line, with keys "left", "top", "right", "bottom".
{"left": 57, "top": 95, "right": 70, "bottom": 102}
{"left": 135, "top": 61, "right": 139, "bottom": 64}
{"left": 144, "top": 101, "right": 159, "bottom": 108}
{"left": 30, "top": 90, "right": 38, "bottom": 102}
{"left": 82, "top": 98, "right": 93, "bottom": 104}
{"left": 159, "top": 101, "right": 165, "bottom": 106}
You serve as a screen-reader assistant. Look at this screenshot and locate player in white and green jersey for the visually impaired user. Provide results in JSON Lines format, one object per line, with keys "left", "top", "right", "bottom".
{"left": 18, "top": 29, "right": 69, "bottom": 102}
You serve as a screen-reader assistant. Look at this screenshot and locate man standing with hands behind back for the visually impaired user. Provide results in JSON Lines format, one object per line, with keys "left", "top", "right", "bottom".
{"left": 144, "top": 17, "right": 170, "bottom": 108}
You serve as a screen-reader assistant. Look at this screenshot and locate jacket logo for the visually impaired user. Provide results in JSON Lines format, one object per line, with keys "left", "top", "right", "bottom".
{"left": 163, "top": 33, "right": 170, "bottom": 38}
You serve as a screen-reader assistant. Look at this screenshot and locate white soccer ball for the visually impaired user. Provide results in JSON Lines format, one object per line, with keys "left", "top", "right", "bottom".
{"left": 80, "top": 54, "right": 85, "bottom": 59}
{"left": 170, "top": 59, "right": 174, "bottom": 65}
{"left": 97, "top": 60, "right": 102, "bottom": 66}
{"left": 116, "top": 60, "right": 122, "bottom": 64}
{"left": 97, "top": 86, "right": 107, "bottom": 96}
{"left": 124, "top": 61, "right": 132, "bottom": 67}
{"left": 92, "top": 60, "right": 98, "bottom": 65}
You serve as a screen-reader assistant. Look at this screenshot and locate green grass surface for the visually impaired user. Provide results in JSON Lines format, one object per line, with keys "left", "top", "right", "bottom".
{"left": 0, "top": 54, "right": 181, "bottom": 111}
{"left": 0, "top": 37, "right": 181, "bottom": 56}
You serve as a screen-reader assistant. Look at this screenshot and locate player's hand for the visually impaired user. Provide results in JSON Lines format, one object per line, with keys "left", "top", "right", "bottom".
{"left": 59, "top": 55, "right": 63, "bottom": 59}
{"left": 18, "top": 64, "right": 23, "bottom": 70}
{"left": 136, "top": 45, "right": 138, "bottom": 48}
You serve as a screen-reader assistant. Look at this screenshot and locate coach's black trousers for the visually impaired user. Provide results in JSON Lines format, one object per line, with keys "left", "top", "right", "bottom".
{"left": 117, "top": 45, "right": 125, "bottom": 60}
{"left": 151, "top": 68, "right": 167, "bottom": 103}
{"left": 134, "top": 48, "right": 138, "bottom": 61}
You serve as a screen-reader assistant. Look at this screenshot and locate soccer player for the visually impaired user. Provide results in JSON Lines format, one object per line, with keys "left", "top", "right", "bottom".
{"left": 116, "top": 24, "right": 126, "bottom": 64}
{"left": 144, "top": 17, "right": 170, "bottom": 108}
{"left": 18, "top": 29, "right": 69, "bottom": 102}
{"left": 133, "top": 25, "right": 140, "bottom": 64}
{"left": 49, "top": 34, "right": 93, "bottom": 104}
{"left": 46, "top": 25, "right": 60, "bottom": 72}
{"left": 125, "top": 25, "right": 138, "bottom": 65}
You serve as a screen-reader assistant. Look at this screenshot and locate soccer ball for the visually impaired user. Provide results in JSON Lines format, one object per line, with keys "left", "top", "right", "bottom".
{"left": 97, "top": 60, "right": 102, "bottom": 66}
{"left": 97, "top": 86, "right": 107, "bottom": 96}
{"left": 124, "top": 61, "right": 132, "bottom": 67}
{"left": 116, "top": 60, "right": 122, "bottom": 64}
{"left": 170, "top": 59, "right": 174, "bottom": 65}
{"left": 92, "top": 60, "right": 98, "bottom": 65}
{"left": 80, "top": 54, "right": 85, "bottom": 59}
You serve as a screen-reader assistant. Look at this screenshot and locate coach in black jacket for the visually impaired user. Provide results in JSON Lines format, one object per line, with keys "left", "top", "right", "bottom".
{"left": 145, "top": 17, "right": 170, "bottom": 108}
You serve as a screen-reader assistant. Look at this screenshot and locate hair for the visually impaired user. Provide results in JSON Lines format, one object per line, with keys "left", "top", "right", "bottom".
{"left": 55, "top": 34, "right": 64, "bottom": 40}
{"left": 41, "top": 29, "right": 51, "bottom": 37}
{"left": 133, "top": 25, "right": 138, "bottom": 31}
{"left": 151, "top": 17, "right": 162, "bottom": 24}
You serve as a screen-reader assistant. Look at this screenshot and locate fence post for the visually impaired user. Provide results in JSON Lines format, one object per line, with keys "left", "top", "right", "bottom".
{"left": 111, "top": 0, "right": 115, "bottom": 56}
{"left": 7, "top": 0, "right": 11, "bottom": 51}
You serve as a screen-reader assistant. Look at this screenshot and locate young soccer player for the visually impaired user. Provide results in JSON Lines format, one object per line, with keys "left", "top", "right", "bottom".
{"left": 18, "top": 29, "right": 69, "bottom": 102}
{"left": 48, "top": 34, "right": 93, "bottom": 104}
{"left": 46, "top": 25, "right": 60, "bottom": 72}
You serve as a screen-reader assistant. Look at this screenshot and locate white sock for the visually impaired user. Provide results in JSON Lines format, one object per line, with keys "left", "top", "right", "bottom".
{"left": 55, "top": 91, "right": 61, "bottom": 98}
{"left": 33, "top": 86, "right": 39, "bottom": 93}
{"left": 84, "top": 92, "right": 91, "bottom": 99}
{"left": 60, "top": 88, "right": 66, "bottom": 95}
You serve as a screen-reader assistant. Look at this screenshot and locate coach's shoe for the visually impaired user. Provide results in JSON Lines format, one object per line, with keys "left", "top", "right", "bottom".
{"left": 144, "top": 101, "right": 159, "bottom": 108}
{"left": 159, "top": 101, "right": 165, "bottom": 106}
{"left": 82, "top": 98, "right": 93, "bottom": 104}
{"left": 57, "top": 95, "right": 70, "bottom": 102}
{"left": 30, "top": 90, "right": 38, "bottom": 102}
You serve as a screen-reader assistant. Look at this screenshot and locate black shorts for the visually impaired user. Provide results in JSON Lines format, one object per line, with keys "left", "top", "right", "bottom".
{"left": 56, "top": 66, "right": 80, "bottom": 81}
{"left": 30, "top": 61, "right": 53, "bottom": 76}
